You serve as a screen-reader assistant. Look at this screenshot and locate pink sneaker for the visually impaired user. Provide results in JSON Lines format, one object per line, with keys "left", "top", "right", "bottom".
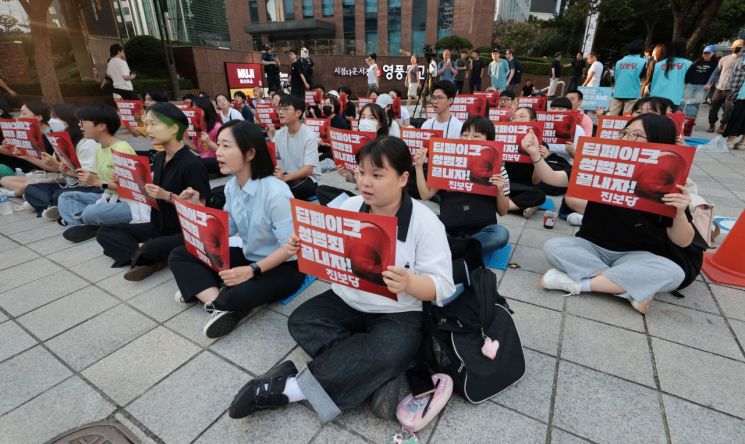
{"left": 396, "top": 373, "right": 453, "bottom": 432}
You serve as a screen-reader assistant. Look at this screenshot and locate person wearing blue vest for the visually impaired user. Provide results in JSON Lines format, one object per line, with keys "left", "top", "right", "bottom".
{"left": 488, "top": 49, "right": 511, "bottom": 91}
{"left": 650, "top": 38, "right": 693, "bottom": 111}
{"left": 610, "top": 39, "right": 648, "bottom": 116}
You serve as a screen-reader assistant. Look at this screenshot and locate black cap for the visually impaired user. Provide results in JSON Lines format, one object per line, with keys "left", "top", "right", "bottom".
{"left": 492, "top": 48, "right": 500, "bottom": 53}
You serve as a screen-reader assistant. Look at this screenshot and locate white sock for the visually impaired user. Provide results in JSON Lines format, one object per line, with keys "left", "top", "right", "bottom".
{"left": 282, "top": 376, "right": 306, "bottom": 402}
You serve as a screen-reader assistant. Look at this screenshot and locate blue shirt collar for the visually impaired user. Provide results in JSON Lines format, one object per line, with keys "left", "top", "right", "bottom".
{"left": 238, "top": 177, "right": 259, "bottom": 196}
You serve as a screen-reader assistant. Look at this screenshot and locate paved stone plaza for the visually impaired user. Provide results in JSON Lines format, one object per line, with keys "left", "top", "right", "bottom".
{"left": 1, "top": 115, "right": 744, "bottom": 443}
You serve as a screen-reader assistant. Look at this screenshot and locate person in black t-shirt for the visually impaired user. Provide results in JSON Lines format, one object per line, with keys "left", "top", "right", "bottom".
{"left": 541, "top": 114, "right": 705, "bottom": 314}
{"left": 469, "top": 50, "right": 484, "bottom": 92}
{"left": 289, "top": 50, "right": 309, "bottom": 99}
{"left": 564, "top": 52, "right": 585, "bottom": 93}
{"left": 97, "top": 103, "right": 211, "bottom": 281}
{"left": 549, "top": 52, "right": 562, "bottom": 98}
{"left": 261, "top": 45, "right": 281, "bottom": 93}
{"left": 684, "top": 46, "right": 718, "bottom": 120}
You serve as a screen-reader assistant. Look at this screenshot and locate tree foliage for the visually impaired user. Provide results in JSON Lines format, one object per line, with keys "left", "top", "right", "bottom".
{"left": 493, "top": 18, "right": 564, "bottom": 57}
{"left": 123, "top": 35, "right": 167, "bottom": 78}
{"left": 435, "top": 35, "right": 473, "bottom": 52}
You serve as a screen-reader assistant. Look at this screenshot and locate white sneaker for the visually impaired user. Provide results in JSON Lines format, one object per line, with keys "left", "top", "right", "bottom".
{"left": 42, "top": 206, "right": 59, "bottom": 221}
{"left": 540, "top": 268, "right": 581, "bottom": 295}
{"left": 567, "top": 212, "right": 583, "bottom": 226}
{"left": 15, "top": 201, "right": 34, "bottom": 212}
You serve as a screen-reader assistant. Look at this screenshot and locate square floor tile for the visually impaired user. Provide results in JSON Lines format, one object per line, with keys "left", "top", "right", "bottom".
{"left": 127, "top": 279, "right": 188, "bottom": 323}
{"left": 95, "top": 268, "right": 174, "bottom": 301}
{"left": 711, "top": 284, "right": 745, "bottom": 322}
{"left": 0, "top": 245, "right": 38, "bottom": 271}
{"left": 550, "top": 428, "right": 593, "bottom": 443}
{"left": 313, "top": 424, "right": 368, "bottom": 443}
{"left": 0, "top": 320, "right": 37, "bottom": 362}
{"left": 48, "top": 239, "right": 107, "bottom": 267}
{"left": 12, "top": 223, "right": 65, "bottom": 245}
{"left": 336, "top": 402, "right": 437, "bottom": 443}
{"left": 655, "top": 280, "right": 720, "bottom": 315}
{"left": 499, "top": 268, "right": 564, "bottom": 311}
{"left": 270, "top": 279, "right": 330, "bottom": 317}
{"left": 493, "top": 348, "right": 556, "bottom": 422}
{"left": 0, "top": 258, "right": 61, "bottom": 293}
{"left": 0, "top": 269, "right": 89, "bottom": 317}
{"left": 566, "top": 294, "right": 645, "bottom": 332}
{"left": 507, "top": 300, "right": 562, "bottom": 356}
{"left": 664, "top": 394, "right": 745, "bottom": 444}
{"left": 0, "top": 346, "right": 72, "bottom": 416}
{"left": 69, "top": 256, "right": 125, "bottom": 282}
{"left": 517, "top": 227, "right": 564, "bottom": 250}
{"left": 26, "top": 234, "right": 81, "bottom": 255}
{"left": 508, "top": 245, "right": 551, "bottom": 274}
{"left": 164, "top": 303, "right": 219, "bottom": 348}
{"left": 0, "top": 235, "right": 19, "bottom": 252}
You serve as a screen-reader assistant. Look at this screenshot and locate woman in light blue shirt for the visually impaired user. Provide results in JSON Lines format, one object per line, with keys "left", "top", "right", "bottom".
{"left": 168, "top": 120, "right": 305, "bottom": 338}
{"left": 650, "top": 38, "right": 692, "bottom": 109}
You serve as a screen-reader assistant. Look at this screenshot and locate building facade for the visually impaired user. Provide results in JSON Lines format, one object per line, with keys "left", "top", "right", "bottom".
{"left": 494, "top": 0, "right": 530, "bottom": 22}
{"left": 226, "top": 0, "right": 495, "bottom": 55}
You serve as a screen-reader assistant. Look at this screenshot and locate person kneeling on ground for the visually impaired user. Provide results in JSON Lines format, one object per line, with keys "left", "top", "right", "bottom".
{"left": 414, "top": 115, "right": 510, "bottom": 252}
{"left": 540, "top": 114, "right": 706, "bottom": 314}
{"left": 272, "top": 94, "right": 320, "bottom": 200}
{"left": 57, "top": 105, "right": 136, "bottom": 242}
{"left": 97, "top": 103, "right": 211, "bottom": 281}
{"left": 228, "top": 136, "right": 455, "bottom": 422}
{"left": 168, "top": 121, "right": 305, "bottom": 338}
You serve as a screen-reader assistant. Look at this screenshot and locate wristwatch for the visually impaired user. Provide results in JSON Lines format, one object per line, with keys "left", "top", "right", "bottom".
{"left": 249, "top": 262, "right": 262, "bottom": 277}
{"left": 101, "top": 182, "right": 108, "bottom": 190}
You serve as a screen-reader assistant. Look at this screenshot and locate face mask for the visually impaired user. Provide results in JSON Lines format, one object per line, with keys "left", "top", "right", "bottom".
{"left": 734, "top": 47, "right": 743, "bottom": 54}
{"left": 358, "top": 119, "right": 379, "bottom": 133}
{"left": 322, "top": 106, "right": 333, "bottom": 116}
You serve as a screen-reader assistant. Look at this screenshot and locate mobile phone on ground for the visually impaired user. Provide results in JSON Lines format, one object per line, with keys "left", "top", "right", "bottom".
{"left": 406, "top": 364, "right": 436, "bottom": 399}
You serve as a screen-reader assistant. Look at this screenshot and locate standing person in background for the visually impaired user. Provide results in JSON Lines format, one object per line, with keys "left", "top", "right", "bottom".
{"left": 454, "top": 50, "right": 469, "bottom": 93}
{"left": 405, "top": 55, "right": 420, "bottom": 106}
{"left": 488, "top": 49, "right": 510, "bottom": 92}
{"left": 106, "top": 43, "right": 137, "bottom": 100}
{"left": 582, "top": 52, "right": 603, "bottom": 87}
{"left": 650, "top": 38, "right": 692, "bottom": 112}
{"left": 610, "top": 39, "right": 648, "bottom": 116}
{"left": 723, "top": 71, "right": 745, "bottom": 150}
{"left": 437, "top": 49, "right": 457, "bottom": 85}
{"left": 366, "top": 53, "right": 380, "bottom": 95}
{"left": 289, "top": 50, "right": 310, "bottom": 99}
{"left": 469, "top": 50, "right": 484, "bottom": 92}
{"left": 300, "top": 48, "right": 315, "bottom": 86}
{"left": 261, "top": 44, "right": 281, "bottom": 93}
{"left": 684, "top": 45, "right": 718, "bottom": 122}
{"left": 642, "top": 44, "right": 666, "bottom": 96}
{"left": 505, "top": 49, "right": 520, "bottom": 92}
{"left": 549, "top": 52, "right": 563, "bottom": 99}
{"left": 0, "top": 78, "right": 16, "bottom": 97}
{"left": 705, "top": 39, "right": 744, "bottom": 133}
{"left": 564, "top": 52, "right": 585, "bottom": 93}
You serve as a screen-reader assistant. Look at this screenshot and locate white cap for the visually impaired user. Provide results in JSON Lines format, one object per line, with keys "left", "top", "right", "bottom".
{"left": 375, "top": 93, "right": 393, "bottom": 109}
{"left": 327, "top": 90, "right": 340, "bottom": 99}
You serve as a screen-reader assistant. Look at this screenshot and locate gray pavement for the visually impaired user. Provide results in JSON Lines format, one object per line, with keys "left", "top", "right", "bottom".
{"left": 1, "top": 111, "right": 744, "bottom": 443}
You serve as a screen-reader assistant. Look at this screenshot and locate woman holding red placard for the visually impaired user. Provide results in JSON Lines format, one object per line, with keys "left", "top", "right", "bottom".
{"left": 541, "top": 114, "right": 706, "bottom": 314}
{"left": 168, "top": 120, "right": 305, "bottom": 338}
{"left": 228, "top": 136, "right": 455, "bottom": 424}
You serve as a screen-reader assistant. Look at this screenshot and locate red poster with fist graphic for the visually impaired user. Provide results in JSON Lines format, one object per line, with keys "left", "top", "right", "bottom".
{"left": 255, "top": 104, "right": 279, "bottom": 129}
{"left": 492, "top": 122, "right": 545, "bottom": 163}
{"left": 427, "top": 138, "right": 504, "bottom": 196}
{"left": 567, "top": 137, "right": 695, "bottom": 217}
{"left": 488, "top": 107, "right": 515, "bottom": 123}
{"left": 291, "top": 199, "right": 398, "bottom": 299}
{"left": 516, "top": 96, "right": 547, "bottom": 111}
{"left": 0, "top": 118, "right": 44, "bottom": 158}
{"left": 111, "top": 151, "right": 158, "bottom": 209}
{"left": 328, "top": 127, "right": 375, "bottom": 171}
{"left": 115, "top": 99, "right": 145, "bottom": 129}
{"left": 47, "top": 131, "right": 81, "bottom": 171}
{"left": 305, "top": 118, "right": 331, "bottom": 144}
{"left": 399, "top": 127, "right": 443, "bottom": 160}
{"left": 536, "top": 111, "right": 577, "bottom": 144}
{"left": 597, "top": 115, "right": 631, "bottom": 140}
{"left": 173, "top": 195, "right": 231, "bottom": 272}
{"left": 173, "top": 104, "right": 206, "bottom": 142}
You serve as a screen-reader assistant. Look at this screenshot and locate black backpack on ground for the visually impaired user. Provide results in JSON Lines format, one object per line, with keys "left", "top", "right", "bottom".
{"left": 422, "top": 236, "right": 526, "bottom": 403}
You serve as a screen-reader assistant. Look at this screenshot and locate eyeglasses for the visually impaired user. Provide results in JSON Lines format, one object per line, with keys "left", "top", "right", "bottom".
{"left": 430, "top": 95, "right": 448, "bottom": 102}
{"left": 619, "top": 129, "right": 647, "bottom": 141}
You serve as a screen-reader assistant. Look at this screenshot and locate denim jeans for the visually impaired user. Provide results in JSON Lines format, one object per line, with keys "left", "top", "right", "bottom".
{"left": 58, "top": 191, "right": 131, "bottom": 226}
{"left": 683, "top": 84, "right": 706, "bottom": 119}
{"left": 288, "top": 289, "right": 423, "bottom": 422}
{"left": 25, "top": 183, "right": 100, "bottom": 216}
{"left": 472, "top": 223, "right": 510, "bottom": 252}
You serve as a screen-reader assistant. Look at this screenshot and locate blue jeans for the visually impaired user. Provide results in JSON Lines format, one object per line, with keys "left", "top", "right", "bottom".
{"left": 472, "top": 223, "right": 510, "bottom": 253}
{"left": 684, "top": 84, "right": 707, "bottom": 119}
{"left": 58, "top": 191, "right": 131, "bottom": 226}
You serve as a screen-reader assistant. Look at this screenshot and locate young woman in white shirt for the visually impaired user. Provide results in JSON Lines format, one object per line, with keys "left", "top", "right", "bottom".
{"left": 215, "top": 93, "right": 245, "bottom": 123}
{"left": 228, "top": 136, "right": 455, "bottom": 423}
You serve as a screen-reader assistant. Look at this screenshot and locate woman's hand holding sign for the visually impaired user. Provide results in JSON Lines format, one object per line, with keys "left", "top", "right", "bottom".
{"left": 179, "top": 187, "right": 202, "bottom": 205}
{"left": 382, "top": 266, "right": 411, "bottom": 294}
{"left": 520, "top": 128, "right": 541, "bottom": 161}
{"left": 145, "top": 184, "right": 170, "bottom": 201}
{"left": 219, "top": 266, "right": 254, "bottom": 286}
{"left": 661, "top": 184, "right": 691, "bottom": 216}
{"left": 414, "top": 147, "right": 427, "bottom": 168}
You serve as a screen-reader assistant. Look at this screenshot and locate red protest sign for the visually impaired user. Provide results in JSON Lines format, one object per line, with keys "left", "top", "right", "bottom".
{"left": 173, "top": 196, "right": 231, "bottom": 272}
{"left": 567, "top": 137, "right": 695, "bottom": 217}
{"left": 475, "top": 91, "right": 499, "bottom": 109}
{"left": 47, "top": 132, "right": 80, "bottom": 171}
{"left": 488, "top": 107, "right": 515, "bottom": 122}
{"left": 493, "top": 122, "right": 545, "bottom": 163}
{"left": 669, "top": 111, "right": 684, "bottom": 138}
{"left": 516, "top": 96, "right": 547, "bottom": 111}
{"left": 111, "top": 150, "right": 158, "bottom": 209}
{"left": 266, "top": 140, "right": 277, "bottom": 166}
{"left": 357, "top": 97, "right": 375, "bottom": 113}
{"left": 291, "top": 198, "right": 398, "bottom": 299}
{"left": 427, "top": 138, "right": 504, "bottom": 196}
{"left": 174, "top": 104, "right": 206, "bottom": 140}
{"left": 597, "top": 115, "right": 631, "bottom": 140}
{"left": 305, "top": 118, "right": 330, "bottom": 144}
{"left": 305, "top": 90, "right": 325, "bottom": 107}
{"left": 536, "top": 111, "right": 576, "bottom": 144}
{"left": 328, "top": 128, "right": 375, "bottom": 171}
{"left": 424, "top": 104, "right": 437, "bottom": 120}
{"left": 255, "top": 104, "right": 278, "bottom": 129}
{"left": 0, "top": 118, "right": 44, "bottom": 158}
{"left": 450, "top": 94, "right": 486, "bottom": 120}
{"left": 115, "top": 99, "right": 145, "bottom": 129}
{"left": 399, "top": 127, "right": 443, "bottom": 160}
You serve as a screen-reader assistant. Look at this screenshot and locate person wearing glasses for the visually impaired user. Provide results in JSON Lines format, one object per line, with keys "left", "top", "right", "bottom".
{"left": 540, "top": 113, "right": 706, "bottom": 315}
{"left": 420, "top": 81, "right": 463, "bottom": 139}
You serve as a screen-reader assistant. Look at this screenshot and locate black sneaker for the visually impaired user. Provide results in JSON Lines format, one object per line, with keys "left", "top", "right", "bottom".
{"left": 63, "top": 225, "right": 99, "bottom": 243}
{"left": 123, "top": 261, "right": 166, "bottom": 282}
{"left": 202, "top": 304, "right": 247, "bottom": 339}
{"left": 229, "top": 360, "right": 298, "bottom": 419}
{"left": 371, "top": 373, "right": 403, "bottom": 420}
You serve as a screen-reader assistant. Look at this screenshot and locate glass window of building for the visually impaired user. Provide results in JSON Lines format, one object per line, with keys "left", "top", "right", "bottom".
{"left": 283, "top": 0, "right": 294, "bottom": 20}
{"left": 437, "top": 0, "right": 454, "bottom": 39}
{"left": 343, "top": 0, "right": 356, "bottom": 54}
{"left": 388, "top": 0, "right": 401, "bottom": 56}
{"left": 322, "top": 0, "right": 333, "bottom": 16}
{"left": 303, "top": 0, "right": 313, "bottom": 18}
{"left": 248, "top": 0, "right": 259, "bottom": 22}
{"left": 365, "top": 0, "right": 377, "bottom": 54}
{"left": 411, "top": 0, "right": 426, "bottom": 54}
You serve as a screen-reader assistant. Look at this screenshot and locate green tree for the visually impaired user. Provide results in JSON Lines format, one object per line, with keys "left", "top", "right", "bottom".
{"left": 123, "top": 35, "right": 167, "bottom": 78}
{"left": 435, "top": 35, "right": 473, "bottom": 52}
{"left": 0, "top": 14, "right": 20, "bottom": 32}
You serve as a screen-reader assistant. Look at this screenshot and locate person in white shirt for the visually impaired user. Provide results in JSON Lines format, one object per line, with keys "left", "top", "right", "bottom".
{"left": 228, "top": 136, "right": 455, "bottom": 423}
{"left": 371, "top": 94, "right": 401, "bottom": 137}
{"left": 106, "top": 44, "right": 137, "bottom": 100}
{"left": 366, "top": 53, "right": 379, "bottom": 95}
{"left": 273, "top": 94, "right": 320, "bottom": 200}
{"left": 422, "top": 81, "right": 463, "bottom": 138}
{"left": 215, "top": 93, "right": 244, "bottom": 123}
{"left": 388, "top": 89, "right": 411, "bottom": 126}
{"left": 582, "top": 52, "right": 604, "bottom": 87}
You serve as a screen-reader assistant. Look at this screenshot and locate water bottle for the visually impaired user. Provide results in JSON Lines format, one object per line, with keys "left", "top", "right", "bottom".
{"left": 15, "top": 168, "right": 23, "bottom": 176}
{"left": 0, "top": 195, "right": 13, "bottom": 215}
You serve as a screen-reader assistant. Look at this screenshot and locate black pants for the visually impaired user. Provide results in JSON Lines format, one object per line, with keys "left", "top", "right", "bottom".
{"left": 168, "top": 246, "right": 305, "bottom": 311}
{"left": 113, "top": 88, "right": 139, "bottom": 100}
{"left": 288, "top": 289, "right": 423, "bottom": 412}
{"left": 287, "top": 177, "right": 318, "bottom": 200}
{"left": 455, "top": 79, "right": 465, "bottom": 94}
{"left": 316, "top": 185, "right": 356, "bottom": 206}
{"left": 567, "top": 76, "right": 581, "bottom": 94}
{"left": 510, "top": 182, "right": 546, "bottom": 210}
{"left": 267, "top": 74, "right": 281, "bottom": 93}
{"left": 470, "top": 76, "right": 481, "bottom": 92}
{"left": 0, "top": 154, "right": 35, "bottom": 173}
{"left": 24, "top": 183, "right": 99, "bottom": 216}
{"left": 97, "top": 222, "right": 183, "bottom": 267}
{"left": 709, "top": 89, "right": 731, "bottom": 126}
